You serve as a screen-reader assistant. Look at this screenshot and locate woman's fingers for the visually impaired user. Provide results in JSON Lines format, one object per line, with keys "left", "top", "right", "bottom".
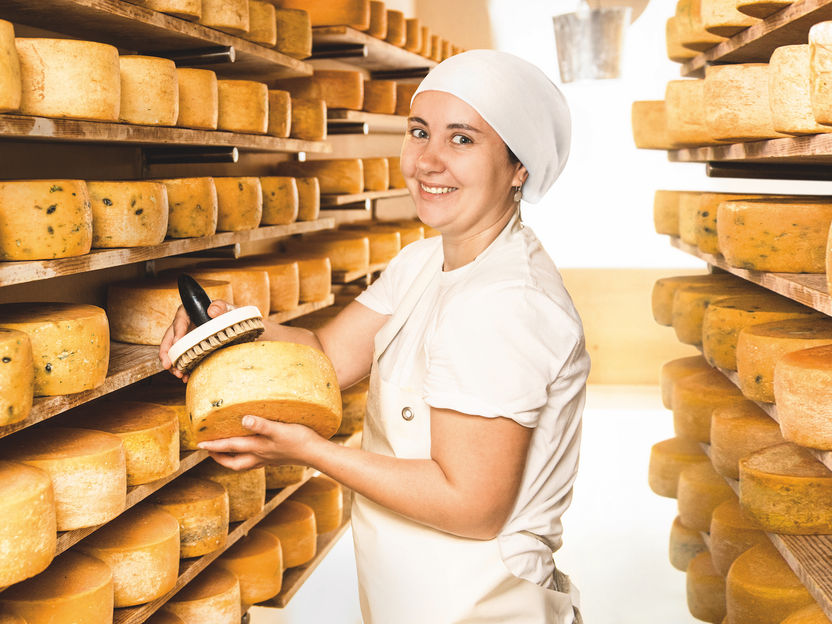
{"left": 207, "top": 451, "right": 263, "bottom": 471}
{"left": 199, "top": 434, "right": 261, "bottom": 455}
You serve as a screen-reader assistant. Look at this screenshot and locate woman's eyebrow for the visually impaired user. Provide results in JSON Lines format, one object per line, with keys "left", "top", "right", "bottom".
{"left": 408, "top": 116, "right": 429, "bottom": 126}
{"left": 447, "top": 123, "right": 482, "bottom": 133}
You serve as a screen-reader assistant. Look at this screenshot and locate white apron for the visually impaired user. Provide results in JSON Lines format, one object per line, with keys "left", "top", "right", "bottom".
{"left": 351, "top": 247, "right": 578, "bottom": 624}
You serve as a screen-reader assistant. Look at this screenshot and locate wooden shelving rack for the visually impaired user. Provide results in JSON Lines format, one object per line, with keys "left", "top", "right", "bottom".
{"left": 321, "top": 188, "right": 409, "bottom": 208}
{"left": 312, "top": 26, "right": 435, "bottom": 75}
{"left": 327, "top": 110, "right": 408, "bottom": 135}
{"left": 332, "top": 262, "right": 389, "bottom": 285}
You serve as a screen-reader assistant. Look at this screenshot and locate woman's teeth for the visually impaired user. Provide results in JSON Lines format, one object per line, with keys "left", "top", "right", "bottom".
{"left": 420, "top": 184, "right": 457, "bottom": 194}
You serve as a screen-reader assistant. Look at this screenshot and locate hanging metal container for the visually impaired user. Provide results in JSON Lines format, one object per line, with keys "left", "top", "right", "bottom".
{"left": 552, "top": 4, "right": 632, "bottom": 83}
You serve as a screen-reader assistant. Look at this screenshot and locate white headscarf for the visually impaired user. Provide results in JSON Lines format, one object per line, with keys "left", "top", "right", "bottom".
{"left": 412, "top": 49, "right": 571, "bottom": 204}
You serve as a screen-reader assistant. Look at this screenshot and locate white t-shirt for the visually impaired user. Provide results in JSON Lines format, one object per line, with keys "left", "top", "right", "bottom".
{"left": 355, "top": 214, "right": 590, "bottom": 588}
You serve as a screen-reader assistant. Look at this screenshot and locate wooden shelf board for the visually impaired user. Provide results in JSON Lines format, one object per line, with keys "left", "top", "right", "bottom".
{"left": 312, "top": 26, "right": 435, "bottom": 73}
{"left": 320, "top": 188, "right": 409, "bottom": 207}
{"left": 269, "top": 295, "right": 335, "bottom": 324}
{"left": 332, "top": 262, "right": 388, "bottom": 284}
{"left": 327, "top": 109, "right": 407, "bottom": 134}
{"left": 668, "top": 132, "right": 832, "bottom": 165}
{"left": 0, "top": 0, "right": 312, "bottom": 80}
{"left": 0, "top": 219, "right": 336, "bottom": 288}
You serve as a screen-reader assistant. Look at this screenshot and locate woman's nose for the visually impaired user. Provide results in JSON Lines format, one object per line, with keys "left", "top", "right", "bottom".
{"left": 416, "top": 140, "right": 444, "bottom": 174}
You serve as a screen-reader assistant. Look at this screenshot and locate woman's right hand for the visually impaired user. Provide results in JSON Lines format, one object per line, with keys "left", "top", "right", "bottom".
{"left": 158, "top": 300, "right": 231, "bottom": 380}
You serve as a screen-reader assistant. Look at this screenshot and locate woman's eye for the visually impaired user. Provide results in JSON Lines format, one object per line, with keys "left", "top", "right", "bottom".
{"left": 451, "top": 134, "right": 472, "bottom": 145}
{"left": 409, "top": 128, "right": 428, "bottom": 139}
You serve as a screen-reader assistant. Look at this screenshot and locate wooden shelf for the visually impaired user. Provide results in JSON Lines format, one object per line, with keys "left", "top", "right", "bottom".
{"left": 321, "top": 188, "right": 409, "bottom": 208}
{"left": 269, "top": 295, "right": 335, "bottom": 324}
{"left": 332, "top": 262, "right": 388, "bottom": 284}
{"left": 328, "top": 109, "right": 407, "bottom": 134}
{"left": 0, "top": 219, "right": 336, "bottom": 288}
{"left": 312, "top": 26, "right": 435, "bottom": 75}
{"left": 667, "top": 133, "right": 832, "bottom": 165}
{"left": 0, "top": 0, "right": 312, "bottom": 80}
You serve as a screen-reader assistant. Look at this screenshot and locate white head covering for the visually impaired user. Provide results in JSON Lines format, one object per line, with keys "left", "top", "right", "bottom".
{"left": 412, "top": 49, "right": 571, "bottom": 204}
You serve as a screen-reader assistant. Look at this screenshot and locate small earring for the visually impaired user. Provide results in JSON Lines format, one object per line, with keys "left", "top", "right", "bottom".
{"left": 513, "top": 186, "right": 523, "bottom": 203}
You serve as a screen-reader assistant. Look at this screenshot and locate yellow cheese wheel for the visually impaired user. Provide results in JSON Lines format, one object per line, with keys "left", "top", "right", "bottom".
{"left": 419, "top": 25, "right": 433, "bottom": 57}
{"left": 0, "top": 179, "right": 92, "bottom": 261}
{"left": 0, "top": 551, "right": 113, "bottom": 624}
{"left": 134, "top": 380, "right": 196, "bottom": 451}
{"left": 338, "top": 376, "right": 368, "bottom": 435}
{"left": 290, "top": 97, "right": 327, "bottom": 141}
{"left": 648, "top": 436, "right": 709, "bottom": 498}
{"left": 213, "top": 177, "right": 263, "bottom": 231}
{"left": 677, "top": 461, "right": 736, "bottom": 532}
{"left": 359, "top": 222, "right": 423, "bottom": 247}
{"left": 290, "top": 475, "right": 342, "bottom": 533}
{"left": 246, "top": 1, "right": 277, "bottom": 47}
{"left": 161, "top": 565, "right": 241, "bottom": 624}
{"left": 781, "top": 604, "right": 832, "bottom": 624}
{"left": 367, "top": 1, "right": 387, "bottom": 37}
{"left": 363, "top": 80, "right": 396, "bottom": 114}
{"left": 87, "top": 180, "right": 169, "bottom": 248}
{"left": 297, "top": 177, "right": 320, "bottom": 221}
{"left": 387, "top": 157, "right": 406, "bottom": 188}
{"left": 653, "top": 189, "right": 687, "bottom": 237}
{"left": 3, "top": 427, "right": 126, "bottom": 531}
{"left": 260, "top": 176, "right": 299, "bottom": 226}
{"left": 186, "top": 341, "right": 342, "bottom": 441}
{"left": 810, "top": 21, "right": 832, "bottom": 125}
{"left": 651, "top": 273, "right": 740, "bottom": 327}
{"left": 226, "top": 256, "right": 299, "bottom": 312}
{"left": 665, "top": 80, "right": 717, "bottom": 147}
{"left": 144, "top": 0, "right": 201, "bottom": 20}
{"left": 774, "top": 344, "right": 832, "bottom": 449}
{"left": 404, "top": 18, "right": 422, "bottom": 52}
{"left": 672, "top": 281, "right": 762, "bottom": 345}
{"left": 672, "top": 368, "right": 747, "bottom": 442}
{"left": 686, "top": 551, "right": 726, "bottom": 624}
{"left": 666, "top": 17, "right": 698, "bottom": 63}
{"left": 709, "top": 498, "right": 767, "bottom": 577}
{"left": 151, "top": 476, "right": 229, "bottom": 557}
{"left": 107, "top": 277, "right": 232, "bottom": 345}
{"left": 726, "top": 542, "right": 813, "bottom": 623}
{"left": 696, "top": 192, "right": 770, "bottom": 255}
{"left": 200, "top": 0, "right": 249, "bottom": 34}
{"left": 193, "top": 461, "right": 265, "bottom": 522}
{"left": 395, "top": 83, "right": 417, "bottom": 116}
{"left": 0, "top": 20, "right": 20, "bottom": 113}
{"left": 282, "top": 254, "right": 332, "bottom": 303}
{"left": 261, "top": 499, "right": 317, "bottom": 567}
{"left": 710, "top": 401, "right": 784, "bottom": 480}
{"left": 430, "top": 35, "right": 443, "bottom": 62}
{"left": 274, "top": 9, "right": 312, "bottom": 59}
{"left": 361, "top": 158, "right": 390, "bottom": 191}
{"left": 277, "top": 159, "right": 363, "bottom": 195}
{"left": 179, "top": 267, "right": 270, "bottom": 317}
{"left": 287, "top": 231, "right": 370, "bottom": 271}
{"left": 215, "top": 528, "right": 282, "bottom": 606}
{"left": 273, "top": 0, "right": 369, "bottom": 29}
{"left": 267, "top": 89, "right": 291, "bottom": 138}
{"left": 660, "top": 355, "right": 713, "bottom": 409}
{"left": 176, "top": 68, "right": 218, "bottom": 130}
{"left": 701, "top": 0, "right": 757, "bottom": 36}
{"left": 631, "top": 101, "right": 677, "bottom": 150}
{"left": 739, "top": 442, "right": 832, "bottom": 534}
{"left": 280, "top": 70, "right": 364, "bottom": 111}
{"left": 718, "top": 198, "right": 832, "bottom": 272}
{"left": 669, "top": 515, "right": 707, "bottom": 572}
{"left": 119, "top": 55, "right": 178, "bottom": 126}
{"left": 217, "top": 80, "right": 268, "bottom": 134}
{"left": 264, "top": 464, "right": 306, "bottom": 489}
{"left": 676, "top": 0, "right": 726, "bottom": 51}
{"left": 0, "top": 302, "right": 109, "bottom": 396}
{"left": 0, "top": 328, "right": 34, "bottom": 426}
{"left": 736, "top": 0, "right": 793, "bottom": 17}
{"left": 76, "top": 503, "right": 179, "bottom": 607}
{"left": 157, "top": 177, "right": 218, "bottom": 238}
{"left": 384, "top": 9, "right": 405, "bottom": 46}
{"left": 0, "top": 461, "right": 55, "bottom": 587}
{"left": 770, "top": 45, "right": 830, "bottom": 135}
{"left": 16, "top": 38, "right": 120, "bottom": 122}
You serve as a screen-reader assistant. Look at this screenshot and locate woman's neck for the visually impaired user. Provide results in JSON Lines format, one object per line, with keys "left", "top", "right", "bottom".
{"left": 440, "top": 206, "right": 517, "bottom": 271}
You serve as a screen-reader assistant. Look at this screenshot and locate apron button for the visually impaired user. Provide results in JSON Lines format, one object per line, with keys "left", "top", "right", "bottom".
{"left": 401, "top": 407, "right": 414, "bottom": 421}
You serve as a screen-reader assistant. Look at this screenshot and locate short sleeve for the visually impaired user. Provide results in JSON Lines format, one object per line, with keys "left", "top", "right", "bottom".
{"left": 423, "top": 285, "right": 582, "bottom": 428}
{"left": 354, "top": 266, "right": 394, "bottom": 315}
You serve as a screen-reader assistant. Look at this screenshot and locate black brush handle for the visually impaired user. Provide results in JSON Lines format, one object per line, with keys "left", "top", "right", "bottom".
{"left": 178, "top": 274, "right": 213, "bottom": 326}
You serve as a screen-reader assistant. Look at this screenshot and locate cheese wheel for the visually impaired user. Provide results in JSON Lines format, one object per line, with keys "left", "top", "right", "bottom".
{"left": 810, "top": 21, "right": 832, "bottom": 125}
{"left": 136, "top": 381, "right": 196, "bottom": 451}
{"left": 0, "top": 302, "right": 109, "bottom": 396}
{"left": 676, "top": 0, "right": 726, "bottom": 51}
{"left": 441, "top": 40, "right": 453, "bottom": 60}
{"left": 217, "top": 80, "right": 267, "bottom": 134}
{"left": 107, "top": 277, "right": 232, "bottom": 345}
{"left": 697, "top": 193, "right": 774, "bottom": 255}
{"left": 277, "top": 159, "right": 363, "bottom": 195}
{"left": 0, "top": 551, "right": 113, "bottom": 624}
{"left": 119, "top": 55, "right": 178, "bottom": 126}
{"left": 781, "top": 604, "right": 832, "bottom": 624}
{"left": 144, "top": 0, "right": 201, "bottom": 20}
{"left": 267, "top": 89, "right": 291, "bottom": 138}
{"left": 419, "top": 26, "right": 433, "bottom": 58}
{"left": 147, "top": 611, "right": 185, "bottom": 624}
{"left": 739, "top": 442, "right": 832, "bottom": 534}
{"left": 430, "top": 35, "right": 442, "bottom": 62}
{"left": 338, "top": 376, "right": 368, "bottom": 435}
{"left": 726, "top": 542, "right": 813, "bottom": 623}
{"left": 0, "top": 461, "right": 55, "bottom": 587}
{"left": 161, "top": 566, "right": 241, "bottom": 624}
{"left": 157, "top": 177, "right": 218, "bottom": 238}
{"left": 368, "top": 1, "right": 387, "bottom": 38}
{"left": 363, "top": 229, "right": 399, "bottom": 263}
{"left": 246, "top": 1, "right": 277, "bottom": 47}
{"left": 387, "top": 157, "right": 406, "bottom": 188}
{"left": 265, "top": 464, "right": 306, "bottom": 489}
{"left": 774, "top": 344, "right": 832, "bottom": 449}
{"left": 280, "top": 70, "right": 363, "bottom": 111}
{"left": 176, "top": 68, "right": 218, "bottom": 130}
{"left": 151, "top": 477, "right": 229, "bottom": 557}
{"left": 404, "top": 18, "right": 422, "bottom": 52}
{"left": 200, "top": 0, "right": 249, "bottom": 34}
{"left": 395, "top": 83, "right": 417, "bottom": 116}
{"left": 356, "top": 222, "right": 423, "bottom": 247}
{"left": 736, "top": 0, "right": 793, "bottom": 17}
{"left": 272, "top": 0, "right": 370, "bottom": 29}
{"left": 213, "top": 177, "right": 263, "bottom": 231}
{"left": 76, "top": 503, "right": 179, "bottom": 607}
{"left": 87, "top": 180, "right": 169, "bottom": 248}
{"left": 261, "top": 500, "right": 317, "bottom": 567}
{"left": 719, "top": 198, "right": 832, "bottom": 272}
{"left": 648, "top": 436, "right": 709, "bottom": 498}
{"left": 274, "top": 9, "right": 312, "bottom": 59}
{"left": 701, "top": 0, "right": 757, "bottom": 36}
{"left": 193, "top": 461, "right": 265, "bottom": 522}
{"left": 660, "top": 355, "right": 713, "bottom": 409}
{"left": 686, "top": 551, "right": 726, "bottom": 624}
{"left": 672, "top": 281, "right": 762, "bottom": 345}
{"left": 290, "top": 97, "right": 327, "bottom": 141}
{"left": 186, "top": 341, "right": 342, "bottom": 441}
{"left": 631, "top": 101, "right": 677, "bottom": 150}
{"left": 672, "top": 368, "right": 746, "bottom": 442}
{"left": 259, "top": 176, "right": 299, "bottom": 226}
{"left": 653, "top": 189, "right": 688, "bottom": 237}
{"left": 710, "top": 401, "right": 784, "bottom": 480}
{"left": 290, "top": 475, "right": 342, "bottom": 533}
{"left": 363, "top": 80, "right": 396, "bottom": 114}
{"left": 678, "top": 192, "right": 705, "bottom": 245}
{"left": 286, "top": 255, "right": 332, "bottom": 303}
{"left": 0, "top": 179, "right": 92, "bottom": 261}
{"left": 361, "top": 157, "right": 390, "bottom": 192}
{"left": 296, "top": 177, "right": 320, "bottom": 221}
{"left": 669, "top": 515, "right": 707, "bottom": 572}
{"left": 704, "top": 64, "right": 786, "bottom": 141}
{"left": 2, "top": 427, "right": 126, "bottom": 531}
{"left": 666, "top": 17, "right": 698, "bottom": 62}
{"left": 222, "top": 256, "right": 298, "bottom": 312}
{"left": 770, "top": 44, "right": 831, "bottom": 135}
{"left": 709, "top": 498, "right": 767, "bottom": 577}
{"left": 0, "top": 328, "right": 33, "bottom": 426}
{"left": 384, "top": 10, "right": 405, "bottom": 46}
{"left": 665, "top": 80, "right": 716, "bottom": 146}
{"left": 180, "top": 267, "right": 270, "bottom": 317}
{"left": 215, "top": 528, "right": 282, "bottom": 606}
{"left": 16, "top": 38, "right": 120, "bottom": 122}
{"left": 287, "top": 232, "right": 370, "bottom": 271}
{"left": 0, "top": 20, "right": 21, "bottom": 113}
{"left": 677, "top": 461, "right": 736, "bottom": 532}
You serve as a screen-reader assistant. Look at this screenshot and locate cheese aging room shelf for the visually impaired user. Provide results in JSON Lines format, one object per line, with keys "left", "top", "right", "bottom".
{"left": 312, "top": 25, "right": 436, "bottom": 75}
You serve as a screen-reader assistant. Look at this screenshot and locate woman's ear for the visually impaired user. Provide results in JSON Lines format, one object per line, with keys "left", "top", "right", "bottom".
{"left": 512, "top": 165, "right": 529, "bottom": 188}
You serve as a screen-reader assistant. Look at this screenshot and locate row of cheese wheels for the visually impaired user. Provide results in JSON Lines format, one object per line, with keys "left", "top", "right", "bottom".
{"left": 651, "top": 272, "right": 832, "bottom": 449}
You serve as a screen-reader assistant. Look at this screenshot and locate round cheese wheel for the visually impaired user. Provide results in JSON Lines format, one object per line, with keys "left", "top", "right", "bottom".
{"left": 677, "top": 0, "right": 727, "bottom": 51}
{"left": 161, "top": 565, "right": 241, "bottom": 624}
{"left": 260, "top": 176, "right": 299, "bottom": 225}
{"left": 0, "top": 179, "right": 92, "bottom": 261}
{"left": 290, "top": 475, "right": 343, "bottom": 533}
{"left": 710, "top": 401, "right": 784, "bottom": 480}
{"left": 395, "top": 84, "right": 417, "bottom": 116}
{"left": 228, "top": 256, "right": 299, "bottom": 312}
{"left": 0, "top": 461, "right": 55, "bottom": 587}
{"left": 669, "top": 515, "right": 707, "bottom": 572}
{"left": 364, "top": 229, "right": 399, "bottom": 263}
{"left": 275, "top": 0, "right": 369, "bottom": 29}
{"left": 709, "top": 498, "right": 767, "bottom": 577}
{"left": 119, "top": 55, "right": 178, "bottom": 126}
{"left": 781, "top": 604, "right": 832, "bottom": 624}
{"left": 16, "top": 38, "right": 120, "bottom": 121}
{"left": 144, "top": 0, "right": 201, "bottom": 20}
{"left": 430, "top": 35, "right": 442, "bottom": 62}
{"left": 338, "top": 376, "right": 368, "bottom": 435}
{"left": 404, "top": 18, "right": 422, "bottom": 52}
{"left": 193, "top": 461, "right": 265, "bottom": 523}
{"left": 267, "top": 89, "right": 291, "bottom": 138}
{"left": 375, "top": 222, "right": 423, "bottom": 247}
{"left": 215, "top": 528, "right": 282, "bottom": 606}
{"left": 726, "top": 542, "right": 813, "bottom": 623}
{"left": 264, "top": 464, "right": 306, "bottom": 489}
{"left": 666, "top": 16, "right": 697, "bottom": 62}
{"left": 736, "top": 1, "right": 790, "bottom": 18}
{"left": 274, "top": 9, "right": 312, "bottom": 59}
{"left": 0, "top": 328, "right": 34, "bottom": 426}
{"left": 151, "top": 476, "right": 229, "bottom": 558}
{"left": 296, "top": 69, "right": 364, "bottom": 110}
{"left": 704, "top": 63, "right": 785, "bottom": 141}
{"left": 246, "top": 1, "right": 277, "bottom": 47}
{"left": 363, "top": 80, "right": 396, "bottom": 114}
{"left": 678, "top": 192, "right": 704, "bottom": 246}
{"left": 176, "top": 68, "right": 218, "bottom": 130}
{"left": 630, "top": 100, "right": 676, "bottom": 150}
{"left": 0, "top": 20, "right": 21, "bottom": 113}
{"left": 686, "top": 551, "right": 726, "bottom": 624}
{"left": 387, "top": 157, "right": 406, "bottom": 188}
{"left": 213, "top": 177, "right": 263, "bottom": 232}
{"left": 672, "top": 281, "right": 762, "bottom": 346}
{"left": 696, "top": 193, "right": 769, "bottom": 255}
{"left": 290, "top": 97, "right": 327, "bottom": 141}
{"left": 3, "top": 427, "right": 126, "bottom": 531}
{"left": 368, "top": 1, "right": 387, "bottom": 38}
{"left": 292, "top": 255, "right": 332, "bottom": 303}
{"left": 653, "top": 189, "right": 688, "bottom": 237}
{"left": 677, "top": 461, "right": 736, "bottom": 532}
{"left": 276, "top": 159, "right": 363, "bottom": 195}
{"left": 385, "top": 9, "right": 405, "bottom": 46}
{"left": 651, "top": 273, "right": 740, "bottom": 327}
{"left": 665, "top": 80, "right": 714, "bottom": 147}
{"left": 217, "top": 80, "right": 267, "bottom": 134}
{"left": 76, "top": 503, "right": 179, "bottom": 607}
{"left": 261, "top": 500, "right": 317, "bottom": 567}
{"left": 179, "top": 267, "right": 270, "bottom": 317}
{"left": 288, "top": 232, "right": 370, "bottom": 272}
{"left": 107, "top": 277, "right": 232, "bottom": 346}
{"left": 296, "top": 177, "right": 320, "bottom": 221}
{"left": 157, "top": 177, "right": 218, "bottom": 239}
{"left": 200, "top": 0, "right": 249, "bottom": 34}
{"left": 0, "top": 551, "right": 113, "bottom": 623}
{"left": 810, "top": 21, "right": 832, "bottom": 125}
{"left": 361, "top": 157, "right": 390, "bottom": 192}
{"left": 701, "top": 0, "right": 757, "bottom": 36}
{"left": 87, "top": 180, "right": 168, "bottom": 248}
{"left": 739, "top": 442, "right": 832, "bottom": 534}
{"left": 0, "top": 302, "right": 109, "bottom": 396}
{"left": 660, "top": 355, "right": 712, "bottom": 409}
{"left": 649, "top": 437, "right": 709, "bottom": 498}
{"left": 135, "top": 380, "right": 196, "bottom": 451}
{"left": 186, "top": 341, "right": 341, "bottom": 441}
{"left": 672, "top": 368, "right": 746, "bottom": 442}
{"left": 774, "top": 344, "right": 832, "bottom": 449}
{"left": 770, "top": 45, "right": 830, "bottom": 135}
{"left": 419, "top": 26, "right": 433, "bottom": 58}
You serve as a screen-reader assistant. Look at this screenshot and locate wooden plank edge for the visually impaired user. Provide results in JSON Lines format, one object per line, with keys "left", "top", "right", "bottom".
{"left": 332, "top": 262, "right": 388, "bottom": 284}
{"left": 311, "top": 25, "right": 437, "bottom": 70}
{"left": 269, "top": 295, "right": 335, "bottom": 324}
{"left": 320, "top": 188, "right": 410, "bottom": 207}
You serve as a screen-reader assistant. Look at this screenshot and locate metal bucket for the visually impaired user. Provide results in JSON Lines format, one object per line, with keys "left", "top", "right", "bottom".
{"left": 552, "top": 6, "right": 631, "bottom": 83}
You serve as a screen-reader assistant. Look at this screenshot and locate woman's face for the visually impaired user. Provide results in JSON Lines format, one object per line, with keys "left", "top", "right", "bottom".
{"left": 401, "top": 91, "right": 527, "bottom": 238}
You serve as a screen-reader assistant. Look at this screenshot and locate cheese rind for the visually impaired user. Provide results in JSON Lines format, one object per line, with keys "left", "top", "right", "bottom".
{"left": 368, "top": 1, "right": 387, "bottom": 38}
{"left": 780, "top": 604, "right": 832, "bottom": 624}
{"left": 710, "top": 401, "right": 784, "bottom": 480}
{"left": 404, "top": 18, "right": 422, "bottom": 52}
{"left": 686, "top": 552, "right": 726, "bottom": 624}
{"left": 363, "top": 80, "right": 396, "bottom": 114}
{"left": 770, "top": 44, "right": 830, "bottom": 134}
{"left": 180, "top": 267, "right": 270, "bottom": 317}
{"left": 660, "top": 355, "right": 712, "bottom": 409}
{"left": 665, "top": 80, "right": 715, "bottom": 146}
{"left": 0, "top": 20, "right": 21, "bottom": 113}
{"left": 161, "top": 566, "right": 241, "bottom": 624}
{"left": 193, "top": 462, "right": 265, "bottom": 522}
{"left": 296, "top": 177, "right": 320, "bottom": 221}
{"left": 810, "top": 21, "right": 832, "bottom": 125}
{"left": 0, "top": 328, "right": 34, "bottom": 426}
{"left": 119, "top": 55, "right": 179, "bottom": 126}
{"left": 667, "top": 17, "right": 697, "bottom": 62}
{"left": 286, "top": 231, "right": 370, "bottom": 271}
{"left": 704, "top": 63, "right": 785, "bottom": 141}
{"left": 384, "top": 10, "right": 405, "bottom": 46}
{"left": 290, "top": 475, "right": 343, "bottom": 533}
{"left": 260, "top": 176, "right": 299, "bottom": 225}
{"left": 653, "top": 190, "right": 686, "bottom": 236}
{"left": 736, "top": 0, "right": 792, "bottom": 17}
{"left": 261, "top": 500, "right": 317, "bottom": 567}
{"left": 701, "top": 0, "right": 757, "bottom": 36}
{"left": 264, "top": 464, "right": 306, "bottom": 489}
{"left": 669, "top": 515, "right": 707, "bottom": 572}
{"left": 696, "top": 192, "right": 767, "bottom": 255}
{"left": 144, "top": 0, "right": 201, "bottom": 19}
{"left": 176, "top": 68, "right": 218, "bottom": 130}
{"left": 279, "top": 70, "right": 364, "bottom": 111}
{"left": 648, "top": 437, "right": 709, "bottom": 498}
{"left": 157, "top": 177, "right": 218, "bottom": 238}
{"left": 273, "top": 0, "right": 370, "bottom": 29}
{"left": 246, "top": 1, "right": 277, "bottom": 46}
{"left": 276, "top": 159, "right": 363, "bottom": 195}
{"left": 339, "top": 377, "right": 368, "bottom": 435}
{"left": 774, "top": 344, "right": 832, "bottom": 449}
{"left": 387, "top": 157, "right": 405, "bottom": 188}
{"left": 213, "top": 177, "right": 263, "bottom": 232}
{"left": 361, "top": 157, "right": 390, "bottom": 191}
{"left": 672, "top": 281, "right": 762, "bottom": 345}
{"left": 274, "top": 9, "right": 312, "bottom": 59}
{"left": 291, "top": 255, "right": 332, "bottom": 303}
{"left": 267, "top": 89, "right": 291, "bottom": 138}
{"left": 228, "top": 256, "right": 299, "bottom": 312}
{"left": 87, "top": 180, "right": 169, "bottom": 248}
{"left": 151, "top": 477, "right": 229, "bottom": 558}
{"left": 215, "top": 528, "right": 282, "bottom": 606}
{"left": 677, "top": 461, "right": 735, "bottom": 532}
{"left": 200, "top": 0, "right": 249, "bottom": 34}
{"left": 709, "top": 498, "right": 768, "bottom": 577}
{"left": 135, "top": 382, "right": 196, "bottom": 451}
{"left": 395, "top": 83, "right": 417, "bottom": 116}
{"left": 672, "top": 368, "right": 746, "bottom": 442}
{"left": 676, "top": 0, "right": 726, "bottom": 51}
{"left": 290, "top": 97, "right": 327, "bottom": 141}
{"left": 217, "top": 80, "right": 268, "bottom": 134}
{"left": 651, "top": 273, "right": 739, "bottom": 327}
{"left": 631, "top": 101, "right": 677, "bottom": 150}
